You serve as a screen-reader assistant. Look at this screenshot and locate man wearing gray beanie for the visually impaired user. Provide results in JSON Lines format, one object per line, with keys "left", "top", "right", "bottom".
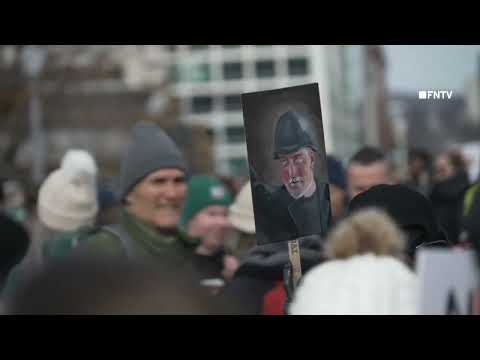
{"left": 79, "top": 121, "right": 198, "bottom": 265}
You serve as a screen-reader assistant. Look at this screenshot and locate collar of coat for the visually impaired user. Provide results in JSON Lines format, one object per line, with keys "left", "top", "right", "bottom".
{"left": 121, "top": 209, "right": 198, "bottom": 255}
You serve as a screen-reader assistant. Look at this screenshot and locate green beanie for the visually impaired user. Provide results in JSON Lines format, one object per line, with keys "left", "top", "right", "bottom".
{"left": 179, "top": 175, "right": 233, "bottom": 229}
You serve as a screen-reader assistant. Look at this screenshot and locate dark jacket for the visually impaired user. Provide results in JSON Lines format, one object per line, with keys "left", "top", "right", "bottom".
{"left": 430, "top": 171, "right": 470, "bottom": 243}
{"left": 191, "top": 249, "right": 225, "bottom": 280}
{"left": 252, "top": 179, "right": 331, "bottom": 245}
{"left": 0, "top": 214, "right": 30, "bottom": 292}
{"left": 217, "top": 236, "right": 325, "bottom": 315}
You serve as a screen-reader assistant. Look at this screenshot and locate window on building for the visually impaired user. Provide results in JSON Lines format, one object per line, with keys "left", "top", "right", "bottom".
{"left": 288, "top": 58, "right": 309, "bottom": 76}
{"left": 191, "top": 96, "right": 213, "bottom": 113}
{"left": 170, "top": 64, "right": 210, "bottom": 83}
{"left": 169, "top": 64, "right": 183, "bottom": 82}
{"left": 228, "top": 157, "right": 249, "bottom": 176}
{"left": 191, "top": 63, "right": 210, "bottom": 82}
{"left": 226, "top": 126, "right": 246, "bottom": 142}
{"left": 224, "top": 95, "right": 242, "bottom": 112}
{"left": 191, "top": 45, "right": 209, "bottom": 51}
{"left": 223, "top": 62, "right": 243, "bottom": 80}
{"left": 255, "top": 60, "right": 275, "bottom": 78}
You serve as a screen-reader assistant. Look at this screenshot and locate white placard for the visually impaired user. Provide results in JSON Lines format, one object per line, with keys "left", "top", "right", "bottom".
{"left": 417, "top": 249, "right": 479, "bottom": 315}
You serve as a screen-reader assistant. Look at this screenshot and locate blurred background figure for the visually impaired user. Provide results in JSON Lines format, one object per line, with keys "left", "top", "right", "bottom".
{"left": 179, "top": 175, "right": 233, "bottom": 291}
{"left": 289, "top": 209, "right": 418, "bottom": 315}
{"left": 349, "top": 184, "right": 450, "bottom": 266}
{"left": 0, "top": 213, "right": 30, "bottom": 295}
{"left": 38, "top": 149, "right": 99, "bottom": 263}
{"left": 430, "top": 149, "right": 471, "bottom": 244}
{"left": 2, "top": 149, "right": 99, "bottom": 299}
{"left": 96, "top": 179, "right": 121, "bottom": 227}
{"left": 5, "top": 255, "right": 217, "bottom": 315}
{"left": 326, "top": 155, "right": 348, "bottom": 224}
{"left": 223, "top": 180, "right": 257, "bottom": 281}
{"left": 404, "top": 148, "right": 433, "bottom": 197}
{"left": 462, "top": 182, "right": 480, "bottom": 263}
{"left": 0, "top": 178, "right": 29, "bottom": 227}
{"left": 461, "top": 190, "right": 480, "bottom": 315}
{"left": 347, "top": 146, "right": 393, "bottom": 201}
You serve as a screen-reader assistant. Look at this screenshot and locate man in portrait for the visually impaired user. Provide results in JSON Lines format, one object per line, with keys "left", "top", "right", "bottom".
{"left": 251, "top": 110, "right": 331, "bottom": 245}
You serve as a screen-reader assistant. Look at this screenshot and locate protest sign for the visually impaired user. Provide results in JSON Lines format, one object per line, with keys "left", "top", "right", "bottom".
{"left": 417, "top": 248, "right": 480, "bottom": 315}
{"left": 242, "top": 83, "right": 331, "bottom": 288}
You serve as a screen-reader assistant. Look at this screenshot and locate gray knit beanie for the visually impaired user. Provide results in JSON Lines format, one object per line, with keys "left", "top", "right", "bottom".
{"left": 118, "top": 121, "right": 189, "bottom": 200}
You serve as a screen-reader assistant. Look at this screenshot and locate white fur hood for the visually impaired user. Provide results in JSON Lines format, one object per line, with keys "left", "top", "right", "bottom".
{"left": 289, "top": 254, "right": 418, "bottom": 315}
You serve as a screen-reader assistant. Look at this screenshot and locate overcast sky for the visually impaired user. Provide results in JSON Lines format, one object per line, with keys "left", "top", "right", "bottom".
{"left": 383, "top": 45, "right": 480, "bottom": 95}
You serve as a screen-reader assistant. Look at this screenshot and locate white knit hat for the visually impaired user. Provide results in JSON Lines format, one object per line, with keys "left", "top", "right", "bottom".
{"left": 38, "top": 150, "right": 99, "bottom": 232}
{"left": 228, "top": 181, "right": 255, "bottom": 234}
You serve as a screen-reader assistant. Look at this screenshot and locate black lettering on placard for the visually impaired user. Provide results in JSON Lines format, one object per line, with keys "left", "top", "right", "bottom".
{"left": 446, "top": 290, "right": 461, "bottom": 315}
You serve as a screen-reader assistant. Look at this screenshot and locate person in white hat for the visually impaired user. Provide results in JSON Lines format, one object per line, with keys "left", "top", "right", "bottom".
{"left": 289, "top": 208, "right": 418, "bottom": 315}
{"left": 2, "top": 150, "right": 99, "bottom": 299}
{"left": 37, "top": 149, "right": 99, "bottom": 262}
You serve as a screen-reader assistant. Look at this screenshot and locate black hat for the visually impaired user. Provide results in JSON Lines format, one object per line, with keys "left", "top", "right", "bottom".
{"left": 273, "top": 111, "right": 318, "bottom": 159}
{"left": 348, "top": 184, "right": 448, "bottom": 256}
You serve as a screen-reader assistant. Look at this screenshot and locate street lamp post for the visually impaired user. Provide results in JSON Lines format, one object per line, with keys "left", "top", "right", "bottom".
{"left": 20, "top": 45, "right": 47, "bottom": 186}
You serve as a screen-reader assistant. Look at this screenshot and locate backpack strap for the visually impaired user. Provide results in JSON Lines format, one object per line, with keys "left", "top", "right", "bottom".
{"left": 71, "top": 226, "right": 101, "bottom": 248}
{"left": 102, "top": 224, "right": 136, "bottom": 259}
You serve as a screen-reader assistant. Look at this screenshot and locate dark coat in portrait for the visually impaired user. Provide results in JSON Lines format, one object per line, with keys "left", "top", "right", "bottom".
{"left": 252, "top": 179, "right": 331, "bottom": 245}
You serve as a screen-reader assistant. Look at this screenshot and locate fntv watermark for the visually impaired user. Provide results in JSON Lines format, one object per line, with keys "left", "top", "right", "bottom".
{"left": 418, "top": 90, "right": 453, "bottom": 100}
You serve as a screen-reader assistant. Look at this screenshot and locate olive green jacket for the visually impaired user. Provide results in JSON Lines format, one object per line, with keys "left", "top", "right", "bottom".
{"left": 80, "top": 209, "right": 198, "bottom": 264}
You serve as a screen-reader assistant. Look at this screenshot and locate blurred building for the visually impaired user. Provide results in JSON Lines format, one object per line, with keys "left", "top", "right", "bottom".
{"left": 0, "top": 45, "right": 214, "bottom": 186}
{"left": 166, "top": 45, "right": 372, "bottom": 175}
{"left": 464, "top": 58, "right": 480, "bottom": 126}
{"left": 389, "top": 92, "right": 472, "bottom": 155}
{"left": 1, "top": 45, "right": 391, "bottom": 181}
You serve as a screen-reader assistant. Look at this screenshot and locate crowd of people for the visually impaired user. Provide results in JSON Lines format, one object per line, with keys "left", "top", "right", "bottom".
{"left": 0, "top": 120, "right": 479, "bottom": 315}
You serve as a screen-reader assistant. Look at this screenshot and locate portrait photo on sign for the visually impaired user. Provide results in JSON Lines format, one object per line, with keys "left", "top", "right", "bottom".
{"left": 242, "top": 83, "right": 331, "bottom": 246}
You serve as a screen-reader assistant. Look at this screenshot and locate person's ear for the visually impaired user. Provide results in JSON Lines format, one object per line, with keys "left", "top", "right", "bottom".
{"left": 123, "top": 194, "right": 132, "bottom": 207}
{"left": 309, "top": 150, "right": 315, "bottom": 168}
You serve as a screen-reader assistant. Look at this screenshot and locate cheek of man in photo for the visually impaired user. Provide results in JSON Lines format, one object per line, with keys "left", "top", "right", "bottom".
{"left": 280, "top": 150, "right": 315, "bottom": 199}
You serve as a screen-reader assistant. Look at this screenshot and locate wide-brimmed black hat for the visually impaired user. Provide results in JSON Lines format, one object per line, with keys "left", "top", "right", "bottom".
{"left": 348, "top": 184, "right": 449, "bottom": 256}
{"left": 273, "top": 111, "right": 318, "bottom": 159}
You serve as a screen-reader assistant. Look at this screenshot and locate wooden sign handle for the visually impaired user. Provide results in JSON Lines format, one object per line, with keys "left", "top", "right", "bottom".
{"left": 288, "top": 239, "right": 302, "bottom": 289}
